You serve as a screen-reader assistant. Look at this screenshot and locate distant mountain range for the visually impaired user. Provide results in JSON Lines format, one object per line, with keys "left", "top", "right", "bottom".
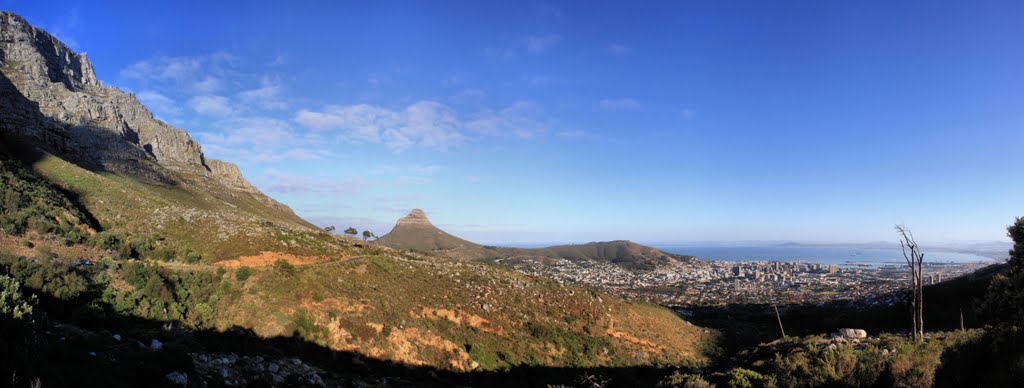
{"left": 377, "top": 209, "right": 697, "bottom": 270}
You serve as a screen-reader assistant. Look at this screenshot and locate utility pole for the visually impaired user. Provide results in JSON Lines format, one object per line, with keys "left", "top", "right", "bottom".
{"left": 774, "top": 304, "right": 786, "bottom": 338}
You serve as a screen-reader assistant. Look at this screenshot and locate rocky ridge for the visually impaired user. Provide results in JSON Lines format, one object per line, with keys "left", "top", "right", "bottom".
{"left": 0, "top": 11, "right": 257, "bottom": 193}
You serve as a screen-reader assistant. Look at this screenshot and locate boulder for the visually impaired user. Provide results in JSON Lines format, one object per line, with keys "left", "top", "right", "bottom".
{"left": 165, "top": 371, "right": 187, "bottom": 386}
{"left": 836, "top": 328, "right": 867, "bottom": 339}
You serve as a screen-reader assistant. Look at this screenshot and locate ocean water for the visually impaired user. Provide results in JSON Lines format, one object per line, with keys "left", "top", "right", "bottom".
{"left": 657, "top": 246, "right": 995, "bottom": 267}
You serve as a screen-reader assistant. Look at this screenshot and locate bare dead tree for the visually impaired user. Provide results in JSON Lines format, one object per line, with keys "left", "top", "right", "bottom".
{"left": 897, "top": 224, "right": 925, "bottom": 341}
{"left": 774, "top": 304, "right": 787, "bottom": 339}
{"left": 960, "top": 308, "right": 965, "bottom": 332}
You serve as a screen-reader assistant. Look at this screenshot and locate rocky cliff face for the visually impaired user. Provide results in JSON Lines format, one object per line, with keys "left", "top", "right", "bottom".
{"left": 0, "top": 11, "right": 256, "bottom": 193}
{"left": 396, "top": 208, "right": 433, "bottom": 226}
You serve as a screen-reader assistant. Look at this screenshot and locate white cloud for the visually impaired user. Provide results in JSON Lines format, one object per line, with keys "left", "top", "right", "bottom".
{"left": 197, "top": 117, "right": 329, "bottom": 163}
{"left": 260, "top": 170, "right": 364, "bottom": 194}
{"left": 525, "top": 34, "right": 563, "bottom": 54}
{"left": 483, "top": 47, "right": 517, "bottom": 59}
{"left": 136, "top": 91, "right": 179, "bottom": 115}
{"left": 466, "top": 101, "right": 547, "bottom": 138}
{"left": 296, "top": 101, "right": 463, "bottom": 151}
{"left": 120, "top": 52, "right": 236, "bottom": 93}
{"left": 44, "top": 7, "right": 81, "bottom": 50}
{"left": 193, "top": 76, "right": 222, "bottom": 93}
{"left": 682, "top": 108, "right": 696, "bottom": 120}
{"left": 295, "top": 100, "right": 552, "bottom": 151}
{"left": 294, "top": 100, "right": 552, "bottom": 151}
{"left": 522, "top": 74, "right": 568, "bottom": 88}
{"left": 122, "top": 56, "right": 202, "bottom": 81}
{"left": 606, "top": 43, "right": 631, "bottom": 56}
{"left": 599, "top": 98, "right": 641, "bottom": 111}
{"left": 188, "top": 95, "right": 233, "bottom": 116}
{"left": 239, "top": 78, "right": 288, "bottom": 110}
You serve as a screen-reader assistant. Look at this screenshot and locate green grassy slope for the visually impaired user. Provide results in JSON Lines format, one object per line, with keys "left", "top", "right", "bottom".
{"left": 220, "top": 248, "right": 714, "bottom": 371}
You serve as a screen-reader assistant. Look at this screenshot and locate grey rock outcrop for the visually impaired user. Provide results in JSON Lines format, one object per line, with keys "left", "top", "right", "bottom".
{"left": 0, "top": 11, "right": 258, "bottom": 194}
{"left": 396, "top": 208, "right": 432, "bottom": 226}
{"left": 836, "top": 328, "right": 868, "bottom": 339}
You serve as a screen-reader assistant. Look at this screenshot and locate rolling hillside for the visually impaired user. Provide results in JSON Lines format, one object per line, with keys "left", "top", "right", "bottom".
{"left": 377, "top": 208, "right": 696, "bottom": 270}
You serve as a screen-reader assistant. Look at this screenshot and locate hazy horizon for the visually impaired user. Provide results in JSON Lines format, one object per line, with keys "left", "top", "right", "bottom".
{"left": 10, "top": 1, "right": 1022, "bottom": 243}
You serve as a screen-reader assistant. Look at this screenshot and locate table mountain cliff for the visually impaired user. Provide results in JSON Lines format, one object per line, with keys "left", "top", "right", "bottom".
{"left": 0, "top": 11, "right": 321, "bottom": 259}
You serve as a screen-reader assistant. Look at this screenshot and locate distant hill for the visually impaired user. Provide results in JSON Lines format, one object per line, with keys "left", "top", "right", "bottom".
{"left": 523, "top": 240, "right": 696, "bottom": 270}
{"left": 377, "top": 209, "right": 694, "bottom": 269}
{"left": 375, "top": 209, "right": 493, "bottom": 255}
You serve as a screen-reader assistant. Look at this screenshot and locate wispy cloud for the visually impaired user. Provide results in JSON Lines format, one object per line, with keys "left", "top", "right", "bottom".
{"left": 599, "top": 98, "right": 641, "bottom": 111}
{"left": 681, "top": 108, "right": 697, "bottom": 120}
{"left": 239, "top": 77, "right": 288, "bottom": 110}
{"left": 483, "top": 46, "right": 517, "bottom": 60}
{"left": 188, "top": 95, "right": 233, "bottom": 116}
{"left": 605, "top": 43, "right": 631, "bottom": 56}
{"left": 525, "top": 33, "right": 563, "bottom": 54}
{"left": 522, "top": 74, "right": 568, "bottom": 88}
{"left": 136, "top": 91, "right": 179, "bottom": 116}
{"left": 465, "top": 101, "right": 548, "bottom": 138}
{"left": 196, "top": 117, "right": 329, "bottom": 163}
{"left": 44, "top": 7, "right": 82, "bottom": 50}
{"left": 259, "top": 170, "right": 364, "bottom": 194}
{"left": 295, "top": 99, "right": 550, "bottom": 151}
{"left": 120, "top": 52, "right": 237, "bottom": 93}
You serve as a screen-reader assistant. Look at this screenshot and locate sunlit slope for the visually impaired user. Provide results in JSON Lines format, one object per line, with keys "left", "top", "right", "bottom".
{"left": 26, "top": 149, "right": 342, "bottom": 261}
{"left": 218, "top": 250, "right": 714, "bottom": 371}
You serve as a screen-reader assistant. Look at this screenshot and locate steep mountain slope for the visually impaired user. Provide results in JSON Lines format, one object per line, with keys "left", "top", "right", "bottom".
{"left": 0, "top": 11, "right": 329, "bottom": 260}
{"left": 378, "top": 208, "right": 694, "bottom": 269}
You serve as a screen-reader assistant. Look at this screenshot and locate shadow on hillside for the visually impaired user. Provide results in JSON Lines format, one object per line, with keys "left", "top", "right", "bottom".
{"left": 0, "top": 71, "right": 177, "bottom": 187}
{"left": 7, "top": 284, "right": 693, "bottom": 388}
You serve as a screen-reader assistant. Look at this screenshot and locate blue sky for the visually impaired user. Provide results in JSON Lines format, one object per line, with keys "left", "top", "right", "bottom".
{"left": 7, "top": 1, "right": 1023, "bottom": 244}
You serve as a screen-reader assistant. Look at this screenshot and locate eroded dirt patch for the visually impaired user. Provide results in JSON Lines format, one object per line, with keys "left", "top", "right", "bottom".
{"left": 215, "top": 251, "right": 326, "bottom": 268}
{"left": 605, "top": 316, "right": 665, "bottom": 353}
{"left": 413, "top": 306, "right": 505, "bottom": 335}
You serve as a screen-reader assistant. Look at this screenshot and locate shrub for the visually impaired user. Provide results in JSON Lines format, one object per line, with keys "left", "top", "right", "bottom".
{"left": 184, "top": 250, "right": 202, "bottom": 264}
{"left": 273, "top": 259, "right": 296, "bottom": 275}
{"left": 725, "top": 368, "right": 768, "bottom": 388}
{"left": 292, "top": 308, "right": 328, "bottom": 345}
{"left": 659, "top": 371, "right": 715, "bottom": 388}
{"left": 0, "top": 275, "right": 35, "bottom": 320}
{"left": 20, "top": 241, "right": 33, "bottom": 249}
{"left": 235, "top": 266, "right": 253, "bottom": 282}
{"left": 92, "top": 231, "right": 123, "bottom": 251}
{"left": 35, "top": 245, "right": 55, "bottom": 260}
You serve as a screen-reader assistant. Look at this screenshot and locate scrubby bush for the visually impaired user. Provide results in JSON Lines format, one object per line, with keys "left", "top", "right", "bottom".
{"left": 35, "top": 244, "right": 55, "bottom": 260}
{"left": 658, "top": 371, "right": 715, "bottom": 388}
{"left": 236, "top": 266, "right": 254, "bottom": 282}
{"left": 0, "top": 275, "right": 35, "bottom": 320}
{"left": 184, "top": 250, "right": 202, "bottom": 264}
{"left": 273, "top": 259, "right": 296, "bottom": 275}
{"left": 103, "top": 261, "right": 224, "bottom": 327}
{"left": 0, "top": 254, "right": 88, "bottom": 301}
{"left": 981, "top": 217, "right": 1024, "bottom": 324}
{"left": 725, "top": 368, "right": 769, "bottom": 388}
{"left": 92, "top": 231, "right": 123, "bottom": 251}
{"left": 292, "top": 308, "right": 328, "bottom": 345}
